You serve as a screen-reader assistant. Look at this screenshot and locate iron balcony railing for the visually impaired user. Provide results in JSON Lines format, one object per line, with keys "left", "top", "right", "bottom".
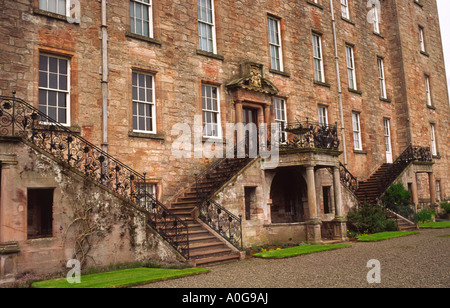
{"left": 0, "top": 93, "right": 189, "bottom": 259}
{"left": 281, "top": 119, "right": 340, "bottom": 151}
{"left": 376, "top": 144, "right": 432, "bottom": 196}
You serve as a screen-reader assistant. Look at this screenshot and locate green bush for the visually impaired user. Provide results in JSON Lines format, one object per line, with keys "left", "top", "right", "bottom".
{"left": 440, "top": 202, "right": 450, "bottom": 214}
{"left": 347, "top": 202, "right": 398, "bottom": 235}
{"left": 417, "top": 209, "right": 435, "bottom": 223}
{"left": 381, "top": 183, "right": 416, "bottom": 222}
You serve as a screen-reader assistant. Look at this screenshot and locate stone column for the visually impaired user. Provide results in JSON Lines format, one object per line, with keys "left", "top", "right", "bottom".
{"left": 306, "top": 166, "right": 321, "bottom": 244}
{"left": 332, "top": 166, "right": 347, "bottom": 241}
{"left": 235, "top": 101, "right": 244, "bottom": 154}
{"left": 411, "top": 173, "right": 419, "bottom": 212}
{"left": 428, "top": 172, "right": 436, "bottom": 205}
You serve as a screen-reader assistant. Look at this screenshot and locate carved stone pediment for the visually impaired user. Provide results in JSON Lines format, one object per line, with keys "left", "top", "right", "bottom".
{"left": 226, "top": 62, "right": 279, "bottom": 95}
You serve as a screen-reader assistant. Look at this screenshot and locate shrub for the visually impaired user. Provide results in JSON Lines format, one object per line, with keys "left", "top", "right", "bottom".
{"left": 440, "top": 202, "right": 450, "bottom": 214}
{"left": 417, "top": 209, "right": 435, "bottom": 223}
{"left": 381, "top": 183, "right": 416, "bottom": 222}
{"left": 347, "top": 202, "right": 398, "bottom": 234}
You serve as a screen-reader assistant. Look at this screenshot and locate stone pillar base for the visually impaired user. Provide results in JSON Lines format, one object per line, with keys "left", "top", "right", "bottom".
{"left": 0, "top": 242, "right": 20, "bottom": 285}
{"left": 332, "top": 217, "right": 348, "bottom": 241}
{"left": 306, "top": 219, "right": 322, "bottom": 244}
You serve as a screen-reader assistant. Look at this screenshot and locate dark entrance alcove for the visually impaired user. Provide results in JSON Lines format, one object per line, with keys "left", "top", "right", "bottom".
{"left": 270, "top": 168, "right": 306, "bottom": 223}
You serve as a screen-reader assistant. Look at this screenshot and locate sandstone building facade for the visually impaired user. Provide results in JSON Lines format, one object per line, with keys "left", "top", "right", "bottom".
{"left": 0, "top": 0, "right": 449, "bottom": 279}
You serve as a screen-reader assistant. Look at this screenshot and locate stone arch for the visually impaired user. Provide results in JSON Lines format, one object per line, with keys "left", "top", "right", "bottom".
{"left": 269, "top": 167, "right": 307, "bottom": 223}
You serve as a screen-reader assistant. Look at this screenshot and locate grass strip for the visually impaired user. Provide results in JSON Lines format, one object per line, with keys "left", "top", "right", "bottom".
{"left": 419, "top": 221, "right": 450, "bottom": 229}
{"left": 356, "top": 231, "right": 419, "bottom": 242}
{"left": 252, "top": 244, "right": 351, "bottom": 259}
{"left": 32, "top": 267, "right": 209, "bottom": 288}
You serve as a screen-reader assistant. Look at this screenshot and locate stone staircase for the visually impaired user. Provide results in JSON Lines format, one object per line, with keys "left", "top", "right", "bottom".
{"left": 355, "top": 163, "right": 392, "bottom": 205}
{"left": 169, "top": 157, "right": 252, "bottom": 266}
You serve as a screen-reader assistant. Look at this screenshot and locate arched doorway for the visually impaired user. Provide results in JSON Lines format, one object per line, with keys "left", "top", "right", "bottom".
{"left": 270, "top": 168, "right": 306, "bottom": 223}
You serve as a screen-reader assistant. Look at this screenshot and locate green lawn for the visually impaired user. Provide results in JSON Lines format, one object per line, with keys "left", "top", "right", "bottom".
{"left": 32, "top": 267, "right": 209, "bottom": 288}
{"left": 252, "top": 244, "right": 351, "bottom": 259}
{"left": 356, "top": 231, "right": 419, "bottom": 242}
{"left": 419, "top": 221, "right": 450, "bottom": 229}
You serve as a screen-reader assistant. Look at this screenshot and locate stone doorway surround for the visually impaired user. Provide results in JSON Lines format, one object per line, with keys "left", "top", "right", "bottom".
{"left": 265, "top": 149, "right": 347, "bottom": 244}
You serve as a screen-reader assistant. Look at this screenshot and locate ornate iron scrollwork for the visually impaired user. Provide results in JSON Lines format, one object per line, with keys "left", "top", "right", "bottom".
{"left": 0, "top": 94, "right": 189, "bottom": 259}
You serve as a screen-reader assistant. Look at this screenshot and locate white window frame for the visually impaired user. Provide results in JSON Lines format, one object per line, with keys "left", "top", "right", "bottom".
{"left": 352, "top": 112, "right": 362, "bottom": 151}
{"left": 425, "top": 75, "right": 432, "bottom": 106}
{"left": 377, "top": 57, "right": 387, "bottom": 99}
{"left": 136, "top": 182, "right": 158, "bottom": 211}
{"left": 274, "top": 98, "right": 287, "bottom": 143}
{"left": 132, "top": 72, "right": 156, "bottom": 134}
{"left": 197, "top": 0, "right": 217, "bottom": 54}
{"left": 318, "top": 105, "right": 328, "bottom": 127}
{"left": 346, "top": 45, "right": 357, "bottom": 90}
{"left": 373, "top": 4, "right": 380, "bottom": 34}
{"left": 430, "top": 123, "right": 437, "bottom": 156}
{"left": 312, "top": 33, "right": 325, "bottom": 83}
{"left": 341, "top": 0, "right": 350, "bottom": 19}
{"left": 39, "top": 0, "right": 69, "bottom": 16}
{"left": 202, "top": 84, "right": 221, "bottom": 138}
{"left": 419, "top": 26, "right": 426, "bottom": 52}
{"left": 130, "top": 0, "right": 153, "bottom": 38}
{"left": 268, "top": 16, "right": 283, "bottom": 71}
{"left": 38, "top": 54, "right": 70, "bottom": 126}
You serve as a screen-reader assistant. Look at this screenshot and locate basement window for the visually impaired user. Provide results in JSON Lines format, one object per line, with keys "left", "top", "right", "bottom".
{"left": 27, "top": 189, "right": 54, "bottom": 239}
{"left": 323, "top": 186, "right": 332, "bottom": 214}
{"left": 244, "top": 187, "right": 257, "bottom": 220}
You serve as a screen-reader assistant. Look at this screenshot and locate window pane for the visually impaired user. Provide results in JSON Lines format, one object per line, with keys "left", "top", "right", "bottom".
{"left": 48, "top": 91, "right": 57, "bottom": 106}
{"left": 39, "top": 72, "right": 48, "bottom": 88}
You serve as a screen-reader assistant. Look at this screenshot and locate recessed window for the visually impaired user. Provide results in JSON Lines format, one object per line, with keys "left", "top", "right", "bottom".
{"left": 312, "top": 33, "right": 325, "bottom": 83}
{"left": 38, "top": 54, "right": 70, "bottom": 125}
{"left": 132, "top": 72, "right": 156, "bottom": 133}
{"left": 202, "top": 84, "right": 221, "bottom": 138}
{"left": 268, "top": 16, "right": 283, "bottom": 71}
{"left": 198, "top": 0, "right": 216, "bottom": 53}
{"left": 430, "top": 123, "right": 437, "bottom": 156}
{"left": 341, "top": 0, "right": 350, "bottom": 19}
{"left": 318, "top": 105, "right": 328, "bottom": 127}
{"left": 346, "top": 45, "right": 357, "bottom": 90}
{"left": 425, "top": 75, "right": 432, "bottom": 106}
{"left": 419, "top": 26, "right": 426, "bottom": 53}
{"left": 39, "top": 0, "right": 67, "bottom": 16}
{"left": 130, "top": 0, "right": 153, "bottom": 38}
{"left": 274, "top": 98, "right": 287, "bottom": 143}
{"left": 27, "top": 188, "right": 54, "bottom": 239}
{"left": 377, "top": 57, "right": 387, "bottom": 99}
{"left": 323, "top": 186, "right": 332, "bottom": 214}
{"left": 352, "top": 112, "right": 362, "bottom": 150}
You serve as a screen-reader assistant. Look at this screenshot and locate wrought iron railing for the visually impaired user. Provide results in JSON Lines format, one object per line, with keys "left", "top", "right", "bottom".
{"left": 281, "top": 119, "right": 340, "bottom": 151}
{"left": 377, "top": 144, "right": 432, "bottom": 196}
{"left": 0, "top": 93, "right": 189, "bottom": 259}
{"left": 339, "top": 162, "right": 358, "bottom": 193}
{"left": 194, "top": 141, "right": 251, "bottom": 250}
{"left": 198, "top": 199, "right": 243, "bottom": 250}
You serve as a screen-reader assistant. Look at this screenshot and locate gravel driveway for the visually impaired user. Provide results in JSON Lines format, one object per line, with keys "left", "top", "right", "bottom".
{"left": 138, "top": 228, "right": 449, "bottom": 288}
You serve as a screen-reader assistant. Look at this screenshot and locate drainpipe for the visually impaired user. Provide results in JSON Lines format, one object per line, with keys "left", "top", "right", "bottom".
{"left": 329, "top": 0, "right": 347, "bottom": 167}
{"left": 101, "top": 0, "right": 108, "bottom": 152}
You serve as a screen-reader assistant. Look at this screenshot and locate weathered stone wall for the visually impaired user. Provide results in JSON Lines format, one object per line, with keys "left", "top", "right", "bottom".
{"left": 0, "top": 0, "right": 448, "bottom": 214}
{"left": 0, "top": 138, "right": 182, "bottom": 277}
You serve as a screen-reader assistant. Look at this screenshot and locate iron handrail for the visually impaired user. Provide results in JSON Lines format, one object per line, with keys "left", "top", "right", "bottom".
{"left": 0, "top": 93, "right": 189, "bottom": 259}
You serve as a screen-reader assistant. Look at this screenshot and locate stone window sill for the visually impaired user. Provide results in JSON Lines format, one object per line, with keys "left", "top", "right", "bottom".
{"left": 306, "top": 1, "right": 323, "bottom": 10}
{"left": 314, "top": 80, "right": 331, "bottom": 88}
{"left": 341, "top": 17, "right": 355, "bottom": 26}
{"left": 196, "top": 50, "right": 224, "bottom": 61}
{"left": 33, "top": 8, "right": 79, "bottom": 24}
{"left": 128, "top": 130, "right": 165, "bottom": 141}
{"left": 380, "top": 97, "right": 391, "bottom": 103}
{"left": 426, "top": 104, "right": 436, "bottom": 110}
{"left": 269, "top": 69, "right": 291, "bottom": 78}
{"left": 126, "top": 31, "right": 162, "bottom": 46}
{"left": 348, "top": 88, "right": 362, "bottom": 95}
{"left": 354, "top": 150, "right": 367, "bottom": 155}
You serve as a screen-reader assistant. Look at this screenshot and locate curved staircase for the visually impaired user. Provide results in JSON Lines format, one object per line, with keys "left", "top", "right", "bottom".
{"left": 169, "top": 157, "right": 253, "bottom": 266}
